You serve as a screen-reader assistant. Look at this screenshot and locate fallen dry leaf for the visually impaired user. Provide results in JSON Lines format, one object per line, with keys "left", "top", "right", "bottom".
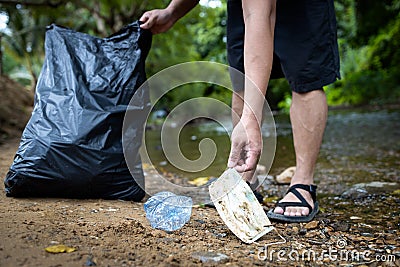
{"left": 45, "top": 245, "right": 76, "bottom": 253}
{"left": 188, "top": 177, "right": 211, "bottom": 187}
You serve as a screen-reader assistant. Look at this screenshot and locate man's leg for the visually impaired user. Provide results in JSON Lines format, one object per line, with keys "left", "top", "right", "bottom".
{"left": 273, "top": 89, "right": 327, "bottom": 216}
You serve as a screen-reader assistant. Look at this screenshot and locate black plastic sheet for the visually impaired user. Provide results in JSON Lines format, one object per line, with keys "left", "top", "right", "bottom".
{"left": 4, "top": 21, "right": 152, "bottom": 200}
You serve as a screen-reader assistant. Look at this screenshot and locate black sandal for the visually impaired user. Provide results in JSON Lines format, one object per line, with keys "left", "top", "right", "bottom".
{"left": 267, "top": 184, "right": 319, "bottom": 223}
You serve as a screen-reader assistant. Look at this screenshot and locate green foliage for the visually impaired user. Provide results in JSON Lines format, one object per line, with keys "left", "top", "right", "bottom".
{"left": 1, "top": 0, "right": 400, "bottom": 110}
{"left": 1, "top": 0, "right": 170, "bottom": 86}
{"left": 326, "top": 12, "right": 400, "bottom": 106}
{"left": 352, "top": 0, "right": 400, "bottom": 46}
{"left": 145, "top": 10, "right": 201, "bottom": 76}
{"left": 1, "top": 1, "right": 229, "bottom": 108}
{"left": 368, "top": 14, "right": 400, "bottom": 71}
{"left": 158, "top": 83, "right": 205, "bottom": 112}
{"left": 277, "top": 93, "right": 292, "bottom": 113}
{"left": 267, "top": 78, "right": 291, "bottom": 111}
{"left": 335, "top": 0, "right": 357, "bottom": 42}
{"left": 189, "top": 5, "right": 226, "bottom": 63}
{"left": 3, "top": 52, "right": 18, "bottom": 74}
{"left": 326, "top": 70, "right": 400, "bottom": 106}
{"left": 146, "top": 4, "right": 228, "bottom": 110}
{"left": 1, "top": 6, "right": 46, "bottom": 88}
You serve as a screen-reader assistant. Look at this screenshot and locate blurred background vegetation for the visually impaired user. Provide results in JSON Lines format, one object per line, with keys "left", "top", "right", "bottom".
{"left": 0, "top": 0, "right": 399, "bottom": 112}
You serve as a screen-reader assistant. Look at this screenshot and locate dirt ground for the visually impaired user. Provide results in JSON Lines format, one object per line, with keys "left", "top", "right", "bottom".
{"left": 1, "top": 138, "right": 400, "bottom": 267}
{"left": 0, "top": 76, "right": 33, "bottom": 144}
{"left": 0, "top": 138, "right": 266, "bottom": 267}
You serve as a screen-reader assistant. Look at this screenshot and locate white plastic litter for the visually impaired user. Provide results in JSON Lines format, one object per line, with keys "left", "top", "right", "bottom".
{"left": 209, "top": 168, "right": 274, "bottom": 243}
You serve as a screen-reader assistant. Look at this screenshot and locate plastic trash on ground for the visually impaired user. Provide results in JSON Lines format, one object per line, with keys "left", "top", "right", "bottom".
{"left": 209, "top": 168, "right": 275, "bottom": 243}
{"left": 144, "top": 192, "right": 193, "bottom": 231}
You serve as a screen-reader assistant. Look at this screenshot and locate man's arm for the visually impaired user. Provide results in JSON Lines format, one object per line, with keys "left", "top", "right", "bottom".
{"left": 242, "top": 0, "right": 276, "bottom": 125}
{"left": 228, "top": 0, "right": 276, "bottom": 181}
{"left": 140, "top": 0, "right": 199, "bottom": 34}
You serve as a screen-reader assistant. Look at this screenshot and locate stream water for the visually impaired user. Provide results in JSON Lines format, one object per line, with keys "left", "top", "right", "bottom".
{"left": 143, "top": 108, "right": 400, "bottom": 187}
{"left": 143, "top": 107, "right": 400, "bottom": 228}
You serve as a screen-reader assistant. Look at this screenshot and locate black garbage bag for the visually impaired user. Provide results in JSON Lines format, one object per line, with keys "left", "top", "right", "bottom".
{"left": 4, "top": 21, "right": 152, "bottom": 200}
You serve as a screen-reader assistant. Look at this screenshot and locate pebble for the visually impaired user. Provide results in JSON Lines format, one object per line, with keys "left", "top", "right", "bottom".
{"left": 305, "top": 231, "right": 318, "bottom": 238}
{"left": 360, "top": 232, "right": 374, "bottom": 237}
{"left": 384, "top": 239, "right": 397, "bottom": 245}
{"left": 212, "top": 232, "right": 227, "bottom": 238}
{"left": 275, "top": 166, "right": 296, "bottom": 184}
{"left": 304, "top": 221, "right": 319, "bottom": 230}
{"left": 330, "top": 222, "right": 350, "bottom": 232}
{"left": 299, "top": 228, "right": 307, "bottom": 235}
{"left": 392, "top": 248, "right": 400, "bottom": 257}
{"left": 341, "top": 187, "right": 368, "bottom": 199}
{"left": 341, "top": 181, "right": 399, "bottom": 199}
{"left": 85, "top": 256, "right": 97, "bottom": 266}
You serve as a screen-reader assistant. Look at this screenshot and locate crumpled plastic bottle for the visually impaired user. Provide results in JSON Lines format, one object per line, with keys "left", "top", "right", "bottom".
{"left": 144, "top": 192, "right": 193, "bottom": 231}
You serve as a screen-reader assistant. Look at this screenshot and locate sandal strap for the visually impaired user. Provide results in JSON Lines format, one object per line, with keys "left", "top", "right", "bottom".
{"left": 287, "top": 184, "right": 317, "bottom": 202}
{"left": 275, "top": 184, "right": 317, "bottom": 213}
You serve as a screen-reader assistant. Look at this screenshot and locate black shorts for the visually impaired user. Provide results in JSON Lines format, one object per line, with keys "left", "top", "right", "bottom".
{"left": 227, "top": 0, "right": 341, "bottom": 93}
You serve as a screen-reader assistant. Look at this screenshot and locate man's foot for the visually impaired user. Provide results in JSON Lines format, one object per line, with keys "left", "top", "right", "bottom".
{"left": 274, "top": 184, "right": 314, "bottom": 216}
{"left": 267, "top": 184, "right": 319, "bottom": 223}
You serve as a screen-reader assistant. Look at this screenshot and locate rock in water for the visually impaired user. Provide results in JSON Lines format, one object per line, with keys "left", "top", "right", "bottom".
{"left": 341, "top": 181, "right": 399, "bottom": 199}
